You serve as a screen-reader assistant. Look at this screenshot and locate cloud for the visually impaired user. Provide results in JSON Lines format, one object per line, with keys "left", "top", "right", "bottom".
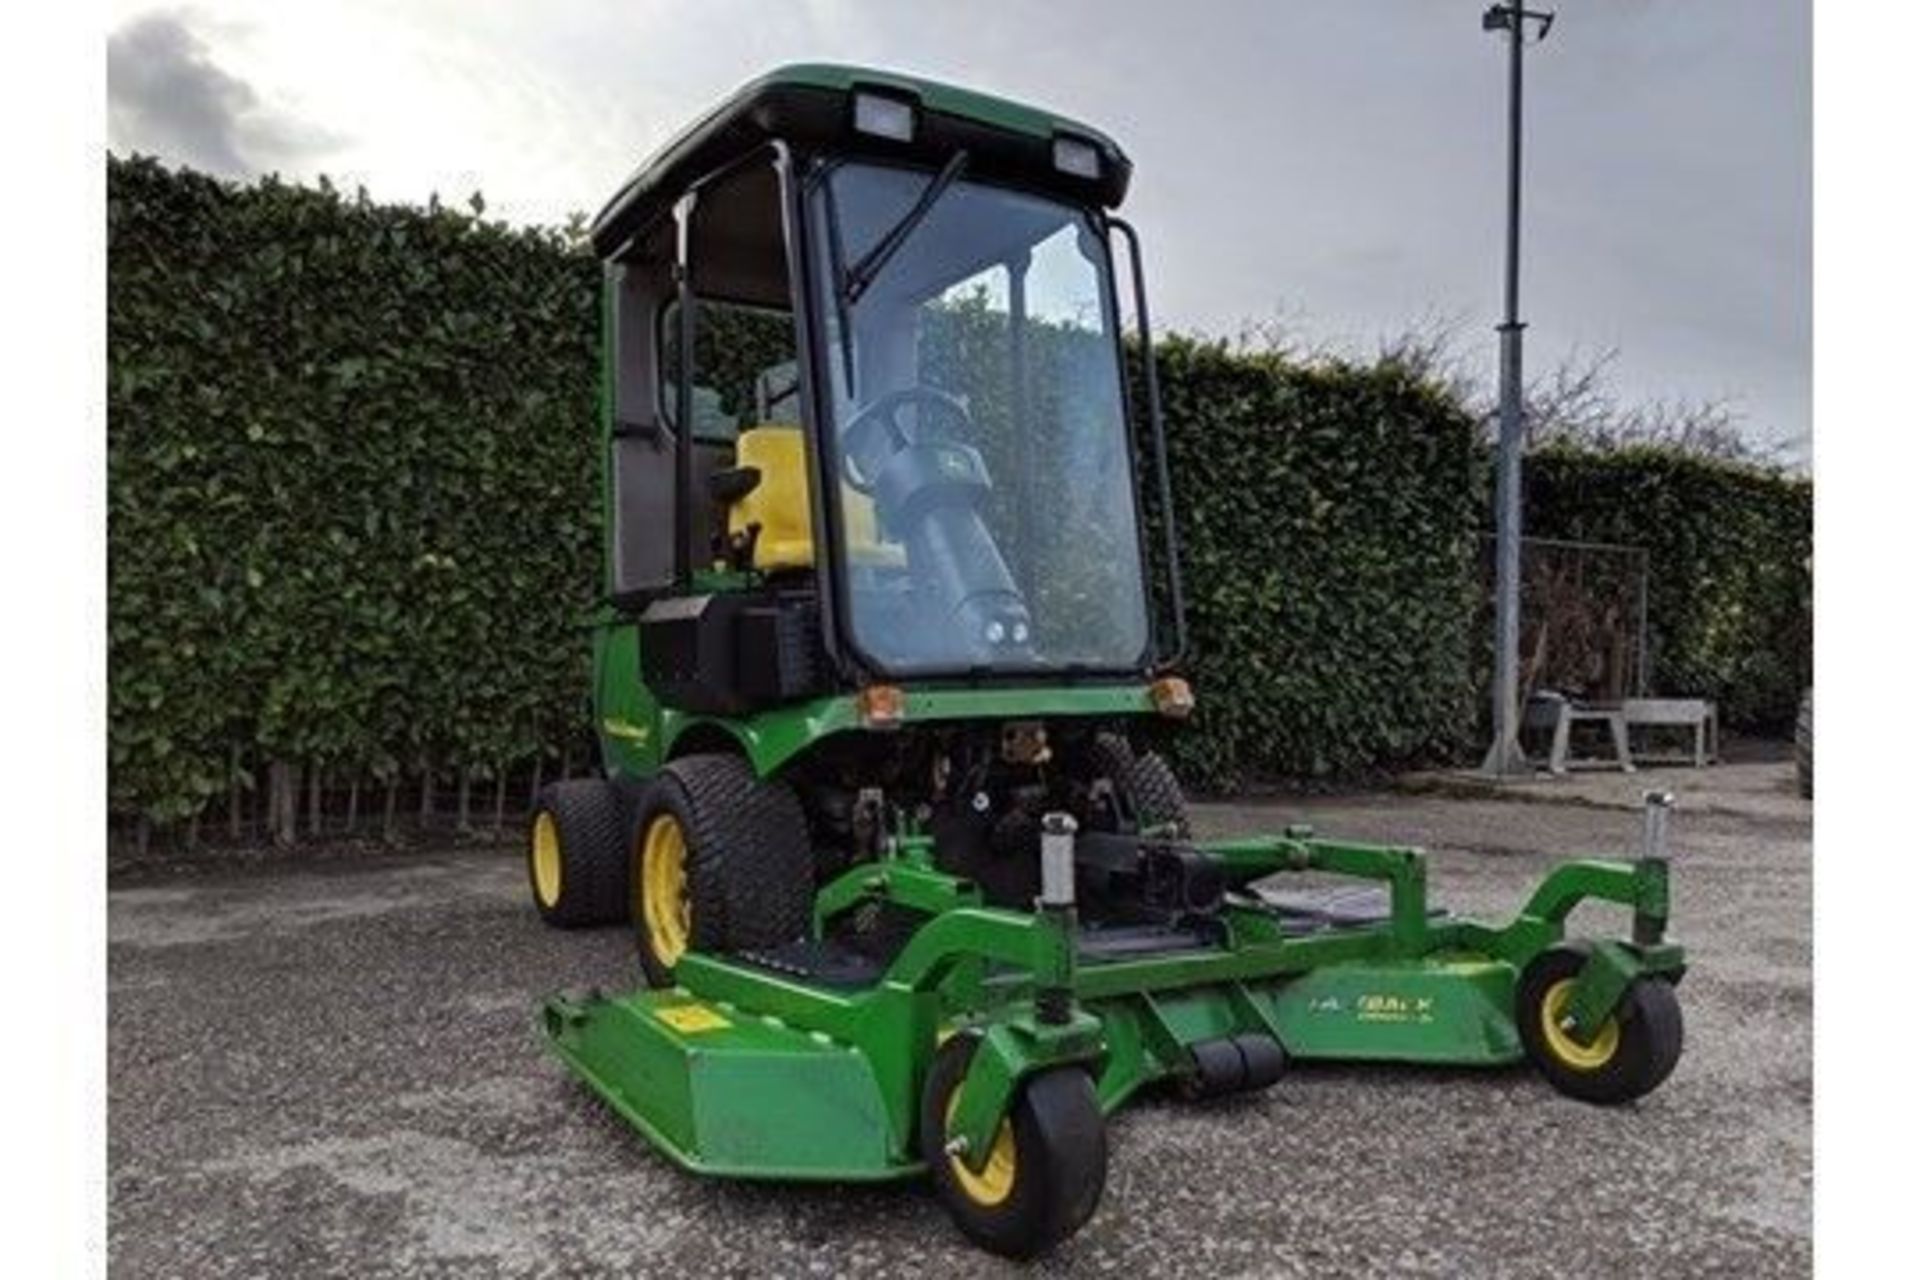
{"left": 107, "top": 9, "right": 342, "bottom": 177}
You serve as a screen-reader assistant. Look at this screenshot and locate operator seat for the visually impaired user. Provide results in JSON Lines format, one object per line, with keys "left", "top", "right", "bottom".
{"left": 723, "top": 426, "right": 902, "bottom": 573}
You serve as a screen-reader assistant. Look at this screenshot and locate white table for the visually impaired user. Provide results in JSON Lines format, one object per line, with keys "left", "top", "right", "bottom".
{"left": 1620, "top": 698, "right": 1719, "bottom": 767}
{"left": 1523, "top": 694, "right": 1635, "bottom": 774}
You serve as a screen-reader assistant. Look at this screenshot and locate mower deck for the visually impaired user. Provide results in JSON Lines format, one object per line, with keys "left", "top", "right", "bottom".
{"left": 545, "top": 986, "right": 903, "bottom": 1181}
{"left": 543, "top": 829, "right": 1683, "bottom": 1185}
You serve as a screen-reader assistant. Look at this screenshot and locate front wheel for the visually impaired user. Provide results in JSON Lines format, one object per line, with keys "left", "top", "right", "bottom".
{"left": 920, "top": 1033, "right": 1107, "bottom": 1259}
{"left": 1087, "top": 733, "right": 1190, "bottom": 838}
{"left": 1517, "top": 946, "right": 1684, "bottom": 1105}
{"left": 628, "top": 754, "right": 814, "bottom": 988}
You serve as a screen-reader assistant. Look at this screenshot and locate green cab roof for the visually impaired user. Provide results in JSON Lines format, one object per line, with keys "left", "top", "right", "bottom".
{"left": 589, "top": 63, "right": 1133, "bottom": 259}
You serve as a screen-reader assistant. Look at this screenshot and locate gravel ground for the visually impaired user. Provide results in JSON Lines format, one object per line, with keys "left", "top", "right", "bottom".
{"left": 109, "top": 758, "right": 1810, "bottom": 1278}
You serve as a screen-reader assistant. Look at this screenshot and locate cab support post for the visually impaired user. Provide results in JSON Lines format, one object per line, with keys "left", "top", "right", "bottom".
{"left": 671, "top": 191, "right": 698, "bottom": 588}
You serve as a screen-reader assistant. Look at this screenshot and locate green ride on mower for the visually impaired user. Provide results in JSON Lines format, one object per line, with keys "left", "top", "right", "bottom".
{"left": 527, "top": 64, "right": 1687, "bottom": 1258}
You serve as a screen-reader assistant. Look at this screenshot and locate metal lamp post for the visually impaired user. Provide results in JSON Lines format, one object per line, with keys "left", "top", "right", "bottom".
{"left": 1480, "top": 0, "right": 1554, "bottom": 777}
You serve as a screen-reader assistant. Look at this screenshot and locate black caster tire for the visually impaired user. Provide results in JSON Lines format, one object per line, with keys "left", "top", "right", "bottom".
{"left": 1518, "top": 946, "right": 1684, "bottom": 1105}
{"left": 527, "top": 779, "right": 629, "bottom": 928}
{"left": 920, "top": 1033, "right": 1107, "bottom": 1259}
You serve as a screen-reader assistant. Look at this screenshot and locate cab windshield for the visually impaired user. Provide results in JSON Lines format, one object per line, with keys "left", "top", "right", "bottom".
{"left": 809, "top": 161, "right": 1150, "bottom": 675}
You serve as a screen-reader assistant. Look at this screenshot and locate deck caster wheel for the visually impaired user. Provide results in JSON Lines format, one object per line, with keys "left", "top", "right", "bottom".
{"left": 921, "top": 1033, "right": 1107, "bottom": 1259}
{"left": 1518, "top": 946, "right": 1684, "bottom": 1105}
{"left": 628, "top": 754, "right": 813, "bottom": 988}
{"left": 527, "top": 780, "right": 629, "bottom": 928}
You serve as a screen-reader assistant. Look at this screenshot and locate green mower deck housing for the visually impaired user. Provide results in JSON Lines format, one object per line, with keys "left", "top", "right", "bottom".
{"left": 528, "top": 63, "right": 1688, "bottom": 1259}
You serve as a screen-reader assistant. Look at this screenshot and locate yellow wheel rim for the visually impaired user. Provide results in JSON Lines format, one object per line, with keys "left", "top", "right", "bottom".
{"left": 531, "top": 812, "right": 562, "bottom": 908}
{"left": 1540, "top": 978, "right": 1622, "bottom": 1071}
{"left": 640, "top": 814, "right": 691, "bottom": 966}
{"left": 946, "top": 1090, "right": 1018, "bottom": 1207}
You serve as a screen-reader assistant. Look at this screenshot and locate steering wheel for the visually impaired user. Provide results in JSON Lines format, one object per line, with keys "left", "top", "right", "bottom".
{"left": 839, "top": 386, "right": 973, "bottom": 492}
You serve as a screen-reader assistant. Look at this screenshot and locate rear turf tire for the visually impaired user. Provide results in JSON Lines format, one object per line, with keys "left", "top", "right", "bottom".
{"left": 1517, "top": 946, "right": 1684, "bottom": 1105}
{"left": 629, "top": 754, "right": 814, "bottom": 988}
{"left": 527, "top": 779, "right": 629, "bottom": 928}
{"left": 1088, "top": 733, "right": 1190, "bottom": 837}
{"left": 921, "top": 1033, "right": 1108, "bottom": 1259}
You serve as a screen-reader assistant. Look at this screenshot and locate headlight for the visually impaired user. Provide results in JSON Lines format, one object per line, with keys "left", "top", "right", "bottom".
{"left": 853, "top": 92, "right": 915, "bottom": 142}
{"left": 1053, "top": 135, "right": 1101, "bottom": 180}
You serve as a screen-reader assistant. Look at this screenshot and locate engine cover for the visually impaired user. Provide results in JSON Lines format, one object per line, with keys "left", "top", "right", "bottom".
{"left": 638, "top": 589, "right": 827, "bottom": 716}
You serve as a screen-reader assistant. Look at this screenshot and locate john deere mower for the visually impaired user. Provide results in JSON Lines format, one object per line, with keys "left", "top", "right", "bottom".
{"left": 527, "top": 64, "right": 1686, "bottom": 1258}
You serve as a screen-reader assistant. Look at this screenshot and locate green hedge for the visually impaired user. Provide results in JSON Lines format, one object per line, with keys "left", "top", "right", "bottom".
{"left": 106, "top": 156, "right": 1809, "bottom": 832}
{"left": 1148, "top": 339, "right": 1483, "bottom": 788}
{"left": 109, "top": 156, "right": 599, "bottom": 826}
{"left": 1522, "top": 448, "right": 1812, "bottom": 729}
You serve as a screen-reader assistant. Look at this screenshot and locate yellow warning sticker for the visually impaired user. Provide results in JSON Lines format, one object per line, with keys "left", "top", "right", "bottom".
{"left": 655, "top": 1003, "right": 731, "bottom": 1034}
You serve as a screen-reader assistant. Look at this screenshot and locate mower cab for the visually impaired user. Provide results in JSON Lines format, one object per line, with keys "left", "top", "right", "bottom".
{"left": 528, "top": 64, "right": 1687, "bottom": 1260}
{"left": 586, "top": 64, "right": 1181, "bottom": 746}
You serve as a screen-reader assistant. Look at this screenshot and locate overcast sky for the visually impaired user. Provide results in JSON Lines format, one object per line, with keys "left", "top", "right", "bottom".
{"left": 106, "top": 1, "right": 1810, "bottom": 457}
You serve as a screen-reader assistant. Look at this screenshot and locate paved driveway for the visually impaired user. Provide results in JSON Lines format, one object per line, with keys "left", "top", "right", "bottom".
{"left": 109, "top": 760, "right": 1811, "bottom": 1277}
